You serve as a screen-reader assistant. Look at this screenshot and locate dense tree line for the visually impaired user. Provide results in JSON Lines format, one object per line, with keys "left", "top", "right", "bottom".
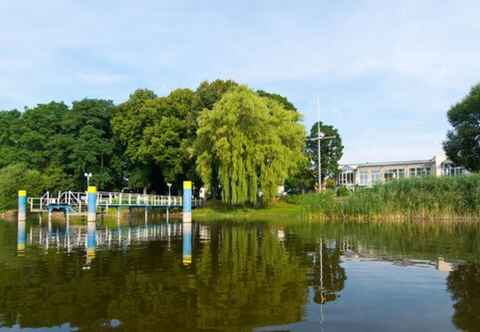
{"left": 0, "top": 80, "right": 344, "bottom": 210}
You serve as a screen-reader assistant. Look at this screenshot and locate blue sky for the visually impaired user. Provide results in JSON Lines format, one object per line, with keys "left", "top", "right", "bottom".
{"left": 1, "top": 0, "right": 479, "bottom": 163}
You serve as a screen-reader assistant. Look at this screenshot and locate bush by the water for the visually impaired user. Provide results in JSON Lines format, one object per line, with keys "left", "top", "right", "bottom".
{"left": 289, "top": 174, "right": 480, "bottom": 219}
{"left": 0, "top": 163, "right": 72, "bottom": 212}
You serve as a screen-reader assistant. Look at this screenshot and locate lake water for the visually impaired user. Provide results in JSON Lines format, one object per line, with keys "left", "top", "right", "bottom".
{"left": 0, "top": 214, "right": 479, "bottom": 331}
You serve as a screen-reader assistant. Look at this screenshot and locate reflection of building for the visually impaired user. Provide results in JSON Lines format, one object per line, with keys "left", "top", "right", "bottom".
{"left": 338, "top": 153, "right": 467, "bottom": 188}
{"left": 437, "top": 257, "right": 455, "bottom": 272}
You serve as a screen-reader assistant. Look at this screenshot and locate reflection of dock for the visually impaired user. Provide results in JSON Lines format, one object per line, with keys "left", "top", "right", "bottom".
{"left": 25, "top": 222, "right": 185, "bottom": 251}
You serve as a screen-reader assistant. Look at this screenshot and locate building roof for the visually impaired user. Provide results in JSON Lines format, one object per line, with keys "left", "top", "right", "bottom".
{"left": 340, "top": 158, "right": 434, "bottom": 170}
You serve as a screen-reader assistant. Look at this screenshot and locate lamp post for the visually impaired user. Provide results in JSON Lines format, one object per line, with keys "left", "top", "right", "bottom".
{"left": 84, "top": 172, "right": 92, "bottom": 189}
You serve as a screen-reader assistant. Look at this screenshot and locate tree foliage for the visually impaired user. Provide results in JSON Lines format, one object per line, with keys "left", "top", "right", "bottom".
{"left": 444, "top": 84, "right": 480, "bottom": 171}
{"left": 196, "top": 86, "right": 305, "bottom": 205}
{"left": 307, "top": 121, "right": 343, "bottom": 184}
{"left": 0, "top": 80, "right": 307, "bottom": 210}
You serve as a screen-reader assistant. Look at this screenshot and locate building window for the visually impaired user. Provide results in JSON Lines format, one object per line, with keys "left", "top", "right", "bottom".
{"left": 359, "top": 171, "right": 369, "bottom": 186}
{"left": 442, "top": 164, "right": 465, "bottom": 176}
{"left": 371, "top": 170, "right": 381, "bottom": 184}
{"left": 338, "top": 171, "right": 355, "bottom": 186}
{"left": 410, "top": 167, "right": 432, "bottom": 177}
{"left": 384, "top": 168, "right": 405, "bottom": 181}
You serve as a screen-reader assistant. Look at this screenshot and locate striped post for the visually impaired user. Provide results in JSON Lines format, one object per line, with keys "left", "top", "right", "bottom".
{"left": 183, "top": 181, "right": 192, "bottom": 222}
{"left": 18, "top": 190, "right": 27, "bottom": 222}
{"left": 87, "top": 186, "right": 97, "bottom": 222}
{"left": 182, "top": 221, "right": 192, "bottom": 265}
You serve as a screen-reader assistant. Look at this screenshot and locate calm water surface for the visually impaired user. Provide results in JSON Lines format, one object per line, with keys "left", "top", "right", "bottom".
{"left": 0, "top": 214, "right": 479, "bottom": 331}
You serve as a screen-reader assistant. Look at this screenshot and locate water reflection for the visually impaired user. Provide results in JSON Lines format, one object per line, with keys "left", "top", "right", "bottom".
{"left": 0, "top": 220, "right": 479, "bottom": 331}
{"left": 447, "top": 263, "right": 480, "bottom": 331}
{"left": 16, "top": 221, "right": 25, "bottom": 255}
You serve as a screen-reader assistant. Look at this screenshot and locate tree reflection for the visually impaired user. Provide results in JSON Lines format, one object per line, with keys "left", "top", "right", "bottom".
{"left": 0, "top": 222, "right": 316, "bottom": 331}
{"left": 310, "top": 240, "right": 346, "bottom": 304}
{"left": 447, "top": 263, "right": 480, "bottom": 331}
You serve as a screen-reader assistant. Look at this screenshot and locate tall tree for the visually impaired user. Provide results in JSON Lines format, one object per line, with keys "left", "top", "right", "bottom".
{"left": 444, "top": 84, "right": 480, "bottom": 171}
{"left": 62, "top": 99, "right": 121, "bottom": 189}
{"left": 112, "top": 89, "right": 158, "bottom": 192}
{"left": 307, "top": 121, "right": 343, "bottom": 186}
{"left": 196, "top": 86, "right": 304, "bottom": 205}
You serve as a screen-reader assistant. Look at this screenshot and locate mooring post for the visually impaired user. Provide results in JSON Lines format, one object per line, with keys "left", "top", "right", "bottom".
{"left": 18, "top": 190, "right": 27, "bottom": 222}
{"left": 183, "top": 181, "right": 192, "bottom": 222}
{"left": 87, "top": 186, "right": 97, "bottom": 222}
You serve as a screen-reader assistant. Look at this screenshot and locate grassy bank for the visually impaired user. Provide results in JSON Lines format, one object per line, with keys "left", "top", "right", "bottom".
{"left": 193, "top": 200, "right": 306, "bottom": 222}
{"left": 195, "top": 174, "right": 480, "bottom": 222}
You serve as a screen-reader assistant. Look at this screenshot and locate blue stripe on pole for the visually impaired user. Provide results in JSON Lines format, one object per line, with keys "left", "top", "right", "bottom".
{"left": 183, "top": 181, "right": 192, "bottom": 213}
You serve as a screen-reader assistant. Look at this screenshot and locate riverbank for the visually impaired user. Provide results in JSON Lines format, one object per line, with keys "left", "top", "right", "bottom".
{"left": 194, "top": 175, "right": 480, "bottom": 222}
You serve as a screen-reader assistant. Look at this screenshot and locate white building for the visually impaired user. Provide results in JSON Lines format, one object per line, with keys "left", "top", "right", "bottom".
{"left": 337, "top": 153, "right": 467, "bottom": 188}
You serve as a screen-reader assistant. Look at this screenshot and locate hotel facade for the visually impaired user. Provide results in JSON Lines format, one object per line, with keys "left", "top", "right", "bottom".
{"left": 337, "top": 153, "right": 467, "bottom": 188}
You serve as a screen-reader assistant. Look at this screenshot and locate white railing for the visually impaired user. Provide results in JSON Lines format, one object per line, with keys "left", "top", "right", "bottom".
{"left": 28, "top": 191, "right": 204, "bottom": 212}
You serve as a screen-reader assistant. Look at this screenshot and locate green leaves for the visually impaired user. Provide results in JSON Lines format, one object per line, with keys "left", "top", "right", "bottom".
{"left": 444, "top": 84, "right": 480, "bottom": 171}
{"left": 196, "top": 86, "right": 305, "bottom": 206}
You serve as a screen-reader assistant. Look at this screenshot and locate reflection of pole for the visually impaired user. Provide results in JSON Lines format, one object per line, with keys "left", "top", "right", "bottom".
{"left": 17, "top": 221, "right": 26, "bottom": 255}
{"left": 182, "top": 221, "right": 192, "bottom": 265}
{"left": 320, "top": 239, "right": 324, "bottom": 325}
{"left": 86, "top": 221, "right": 96, "bottom": 266}
{"left": 66, "top": 213, "right": 71, "bottom": 254}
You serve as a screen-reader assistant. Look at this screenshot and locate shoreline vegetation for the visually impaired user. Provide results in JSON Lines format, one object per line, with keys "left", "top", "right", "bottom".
{"left": 0, "top": 174, "right": 480, "bottom": 222}
{"left": 3, "top": 175, "right": 480, "bottom": 223}
{"left": 195, "top": 174, "right": 480, "bottom": 223}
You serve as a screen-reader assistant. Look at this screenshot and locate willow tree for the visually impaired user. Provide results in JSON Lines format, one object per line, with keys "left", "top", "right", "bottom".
{"left": 196, "top": 86, "right": 304, "bottom": 206}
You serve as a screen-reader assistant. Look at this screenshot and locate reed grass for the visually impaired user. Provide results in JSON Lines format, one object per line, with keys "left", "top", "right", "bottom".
{"left": 290, "top": 174, "right": 480, "bottom": 221}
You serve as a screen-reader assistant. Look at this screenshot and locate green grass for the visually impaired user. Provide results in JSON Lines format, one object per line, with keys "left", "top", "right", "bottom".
{"left": 193, "top": 199, "right": 306, "bottom": 222}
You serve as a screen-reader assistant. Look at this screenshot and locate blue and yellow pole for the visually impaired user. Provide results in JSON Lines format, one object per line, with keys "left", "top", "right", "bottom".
{"left": 18, "top": 190, "right": 27, "bottom": 222}
{"left": 87, "top": 186, "right": 97, "bottom": 222}
{"left": 183, "top": 181, "right": 192, "bottom": 222}
{"left": 182, "top": 221, "right": 192, "bottom": 265}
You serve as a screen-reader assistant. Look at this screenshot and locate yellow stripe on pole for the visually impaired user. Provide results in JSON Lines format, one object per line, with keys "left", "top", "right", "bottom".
{"left": 183, "top": 181, "right": 192, "bottom": 190}
{"left": 88, "top": 186, "right": 97, "bottom": 193}
{"left": 18, "top": 190, "right": 27, "bottom": 197}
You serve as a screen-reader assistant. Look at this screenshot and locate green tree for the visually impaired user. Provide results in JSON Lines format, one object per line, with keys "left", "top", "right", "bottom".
{"left": 257, "top": 90, "right": 297, "bottom": 112}
{"left": 62, "top": 99, "right": 121, "bottom": 189}
{"left": 444, "top": 84, "right": 480, "bottom": 171}
{"left": 196, "top": 79, "right": 239, "bottom": 110}
{"left": 307, "top": 121, "right": 343, "bottom": 186}
{"left": 196, "top": 86, "right": 305, "bottom": 206}
{"left": 138, "top": 89, "right": 201, "bottom": 190}
{"left": 0, "top": 110, "right": 22, "bottom": 168}
{"left": 112, "top": 89, "right": 158, "bottom": 192}
{"left": 284, "top": 157, "right": 315, "bottom": 194}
